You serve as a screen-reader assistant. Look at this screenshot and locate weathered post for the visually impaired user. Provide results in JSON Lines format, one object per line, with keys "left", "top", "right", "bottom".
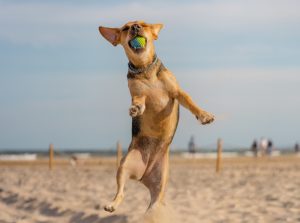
{"left": 49, "top": 143, "right": 54, "bottom": 170}
{"left": 116, "top": 141, "right": 122, "bottom": 168}
{"left": 216, "top": 138, "right": 223, "bottom": 173}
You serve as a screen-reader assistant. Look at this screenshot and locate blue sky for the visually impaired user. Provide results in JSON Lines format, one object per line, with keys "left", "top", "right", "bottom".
{"left": 0, "top": 0, "right": 299, "bottom": 150}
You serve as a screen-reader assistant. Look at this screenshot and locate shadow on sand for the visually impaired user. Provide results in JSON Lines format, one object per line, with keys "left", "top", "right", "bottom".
{"left": 70, "top": 213, "right": 127, "bottom": 223}
{"left": 0, "top": 189, "right": 128, "bottom": 223}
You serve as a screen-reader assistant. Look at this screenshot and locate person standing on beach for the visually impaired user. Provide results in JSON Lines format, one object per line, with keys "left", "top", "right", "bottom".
{"left": 251, "top": 139, "right": 258, "bottom": 157}
{"left": 295, "top": 143, "right": 299, "bottom": 153}
{"left": 267, "top": 139, "right": 273, "bottom": 156}
{"left": 188, "top": 136, "right": 196, "bottom": 154}
{"left": 259, "top": 137, "right": 268, "bottom": 157}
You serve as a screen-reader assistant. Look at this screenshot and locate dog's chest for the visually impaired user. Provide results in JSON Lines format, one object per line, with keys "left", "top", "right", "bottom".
{"left": 131, "top": 79, "right": 171, "bottom": 112}
{"left": 146, "top": 84, "right": 170, "bottom": 112}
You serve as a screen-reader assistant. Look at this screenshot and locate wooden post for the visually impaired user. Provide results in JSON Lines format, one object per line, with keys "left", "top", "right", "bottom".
{"left": 116, "top": 141, "right": 123, "bottom": 168}
{"left": 216, "top": 138, "right": 223, "bottom": 173}
{"left": 49, "top": 144, "right": 54, "bottom": 170}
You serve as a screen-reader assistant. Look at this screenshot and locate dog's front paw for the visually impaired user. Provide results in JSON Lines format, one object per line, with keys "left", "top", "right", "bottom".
{"left": 196, "top": 112, "right": 215, "bottom": 125}
{"left": 129, "top": 104, "right": 145, "bottom": 117}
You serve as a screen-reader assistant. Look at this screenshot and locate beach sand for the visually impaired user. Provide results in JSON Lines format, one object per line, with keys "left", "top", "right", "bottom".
{"left": 0, "top": 156, "right": 299, "bottom": 223}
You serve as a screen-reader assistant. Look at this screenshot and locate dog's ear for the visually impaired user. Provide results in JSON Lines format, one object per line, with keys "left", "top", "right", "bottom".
{"left": 99, "top": 26, "right": 121, "bottom": 46}
{"left": 150, "top": 24, "right": 163, "bottom": 40}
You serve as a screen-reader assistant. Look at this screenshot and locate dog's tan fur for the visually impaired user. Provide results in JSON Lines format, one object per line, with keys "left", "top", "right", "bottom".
{"left": 99, "top": 21, "right": 214, "bottom": 212}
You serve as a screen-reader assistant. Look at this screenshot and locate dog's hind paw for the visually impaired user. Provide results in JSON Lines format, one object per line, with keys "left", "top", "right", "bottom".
{"left": 104, "top": 204, "right": 116, "bottom": 212}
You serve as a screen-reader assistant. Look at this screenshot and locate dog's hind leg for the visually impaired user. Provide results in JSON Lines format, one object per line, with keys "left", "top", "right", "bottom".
{"left": 141, "top": 148, "right": 169, "bottom": 210}
{"left": 104, "top": 148, "right": 146, "bottom": 212}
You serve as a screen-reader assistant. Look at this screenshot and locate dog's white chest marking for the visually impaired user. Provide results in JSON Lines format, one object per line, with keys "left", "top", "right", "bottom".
{"left": 134, "top": 79, "right": 170, "bottom": 113}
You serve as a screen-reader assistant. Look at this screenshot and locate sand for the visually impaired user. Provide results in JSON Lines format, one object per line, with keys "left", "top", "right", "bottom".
{"left": 0, "top": 156, "right": 299, "bottom": 223}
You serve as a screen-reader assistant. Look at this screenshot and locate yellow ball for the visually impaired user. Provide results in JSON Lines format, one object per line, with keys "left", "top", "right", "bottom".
{"left": 135, "top": 36, "right": 146, "bottom": 47}
{"left": 131, "top": 36, "right": 146, "bottom": 48}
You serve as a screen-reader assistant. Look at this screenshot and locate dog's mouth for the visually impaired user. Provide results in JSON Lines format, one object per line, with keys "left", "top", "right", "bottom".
{"left": 128, "top": 36, "right": 147, "bottom": 53}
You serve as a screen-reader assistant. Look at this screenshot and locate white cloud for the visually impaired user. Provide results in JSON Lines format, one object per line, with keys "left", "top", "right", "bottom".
{"left": 0, "top": 1, "right": 299, "bottom": 45}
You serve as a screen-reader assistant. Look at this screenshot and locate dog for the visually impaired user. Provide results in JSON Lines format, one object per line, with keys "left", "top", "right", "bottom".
{"left": 98, "top": 21, "right": 214, "bottom": 212}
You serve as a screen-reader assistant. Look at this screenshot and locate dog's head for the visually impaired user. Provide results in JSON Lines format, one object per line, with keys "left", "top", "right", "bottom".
{"left": 99, "top": 21, "right": 163, "bottom": 67}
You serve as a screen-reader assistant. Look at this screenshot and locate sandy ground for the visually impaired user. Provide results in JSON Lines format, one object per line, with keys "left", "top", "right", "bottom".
{"left": 0, "top": 156, "right": 299, "bottom": 223}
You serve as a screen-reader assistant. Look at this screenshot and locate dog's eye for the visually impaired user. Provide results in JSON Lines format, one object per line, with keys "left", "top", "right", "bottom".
{"left": 122, "top": 27, "right": 129, "bottom": 32}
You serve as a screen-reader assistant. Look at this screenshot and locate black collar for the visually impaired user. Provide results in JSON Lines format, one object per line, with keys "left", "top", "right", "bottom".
{"left": 128, "top": 55, "right": 158, "bottom": 75}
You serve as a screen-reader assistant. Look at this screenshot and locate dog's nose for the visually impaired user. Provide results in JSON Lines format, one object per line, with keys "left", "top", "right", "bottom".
{"left": 131, "top": 24, "right": 141, "bottom": 35}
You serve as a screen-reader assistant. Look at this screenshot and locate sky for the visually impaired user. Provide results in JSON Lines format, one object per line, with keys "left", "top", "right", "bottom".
{"left": 0, "top": 0, "right": 299, "bottom": 150}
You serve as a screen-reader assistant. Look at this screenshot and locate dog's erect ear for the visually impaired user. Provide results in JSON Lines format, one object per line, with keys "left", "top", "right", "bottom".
{"left": 150, "top": 24, "right": 163, "bottom": 40}
{"left": 99, "top": 26, "right": 121, "bottom": 46}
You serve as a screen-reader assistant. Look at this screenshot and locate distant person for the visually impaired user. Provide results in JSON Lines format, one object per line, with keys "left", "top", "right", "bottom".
{"left": 259, "top": 137, "right": 268, "bottom": 156}
{"left": 251, "top": 139, "right": 258, "bottom": 157}
{"left": 70, "top": 155, "right": 78, "bottom": 167}
{"left": 295, "top": 143, "right": 299, "bottom": 153}
{"left": 188, "top": 136, "right": 196, "bottom": 153}
{"left": 267, "top": 139, "right": 273, "bottom": 156}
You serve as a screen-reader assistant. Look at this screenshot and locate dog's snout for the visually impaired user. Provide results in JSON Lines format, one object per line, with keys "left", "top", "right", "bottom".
{"left": 130, "top": 24, "right": 141, "bottom": 35}
{"left": 132, "top": 24, "right": 141, "bottom": 31}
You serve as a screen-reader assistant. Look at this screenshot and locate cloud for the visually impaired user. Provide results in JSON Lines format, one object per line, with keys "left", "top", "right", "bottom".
{"left": 0, "top": 0, "right": 299, "bottom": 45}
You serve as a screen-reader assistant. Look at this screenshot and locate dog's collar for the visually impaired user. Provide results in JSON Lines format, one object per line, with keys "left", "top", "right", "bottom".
{"left": 128, "top": 55, "right": 158, "bottom": 75}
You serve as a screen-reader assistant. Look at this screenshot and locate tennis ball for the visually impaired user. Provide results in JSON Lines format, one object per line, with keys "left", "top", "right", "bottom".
{"left": 130, "top": 36, "right": 146, "bottom": 49}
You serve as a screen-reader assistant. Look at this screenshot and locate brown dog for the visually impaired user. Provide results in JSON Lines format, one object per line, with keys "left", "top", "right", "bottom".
{"left": 99, "top": 21, "right": 214, "bottom": 212}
